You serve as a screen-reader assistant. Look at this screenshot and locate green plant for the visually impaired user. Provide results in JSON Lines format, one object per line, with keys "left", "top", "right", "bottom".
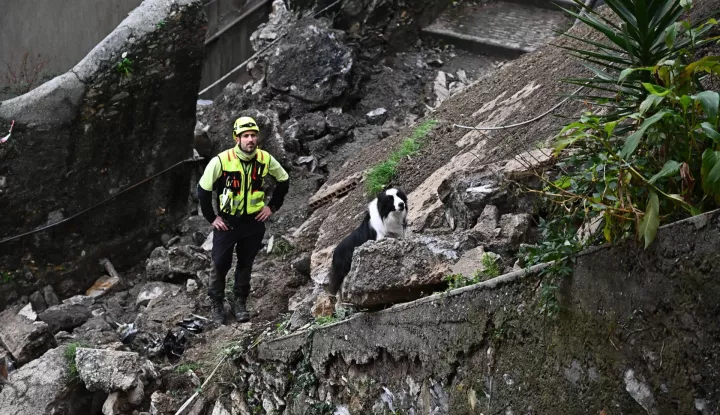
{"left": 175, "top": 362, "right": 201, "bottom": 374}
{"left": 542, "top": 0, "right": 720, "bottom": 248}
{"left": 116, "top": 57, "right": 133, "bottom": 76}
{"left": 365, "top": 119, "right": 438, "bottom": 194}
{"left": 518, "top": 216, "right": 583, "bottom": 318}
{"left": 313, "top": 314, "right": 338, "bottom": 326}
{"left": 64, "top": 342, "right": 87, "bottom": 382}
{"left": 480, "top": 252, "right": 500, "bottom": 278}
{"left": 273, "top": 238, "right": 295, "bottom": 256}
{"left": 0, "top": 271, "right": 14, "bottom": 285}
{"left": 444, "top": 253, "right": 501, "bottom": 290}
{"left": 156, "top": 19, "right": 167, "bottom": 29}
{"left": 272, "top": 314, "right": 292, "bottom": 337}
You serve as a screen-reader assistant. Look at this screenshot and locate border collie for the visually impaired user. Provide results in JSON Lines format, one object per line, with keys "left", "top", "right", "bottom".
{"left": 327, "top": 188, "right": 408, "bottom": 295}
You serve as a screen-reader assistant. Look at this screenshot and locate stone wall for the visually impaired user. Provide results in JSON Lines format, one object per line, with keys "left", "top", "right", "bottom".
{"left": 239, "top": 210, "right": 720, "bottom": 414}
{"left": 0, "top": 0, "right": 206, "bottom": 306}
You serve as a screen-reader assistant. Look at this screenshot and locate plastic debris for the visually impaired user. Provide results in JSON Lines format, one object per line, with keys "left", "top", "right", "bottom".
{"left": 0, "top": 120, "right": 14, "bottom": 144}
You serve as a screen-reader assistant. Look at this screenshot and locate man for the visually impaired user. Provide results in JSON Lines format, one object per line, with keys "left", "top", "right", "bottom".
{"left": 197, "top": 116, "right": 289, "bottom": 324}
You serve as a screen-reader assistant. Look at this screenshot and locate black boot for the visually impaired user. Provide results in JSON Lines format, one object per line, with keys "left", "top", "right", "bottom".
{"left": 230, "top": 296, "right": 250, "bottom": 322}
{"left": 211, "top": 299, "right": 225, "bottom": 325}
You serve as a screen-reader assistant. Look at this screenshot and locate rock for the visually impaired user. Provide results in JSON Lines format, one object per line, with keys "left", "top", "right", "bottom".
{"left": 495, "top": 213, "right": 532, "bottom": 249}
{"left": 291, "top": 253, "right": 311, "bottom": 277}
{"left": 0, "top": 307, "right": 57, "bottom": 364}
{"left": 266, "top": 18, "right": 352, "bottom": 106}
{"left": 102, "top": 392, "right": 125, "bottom": 415}
{"left": 188, "top": 396, "right": 208, "bottom": 415}
{"left": 63, "top": 295, "right": 95, "bottom": 307}
{"left": 128, "top": 381, "right": 145, "bottom": 406}
{"left": 43, "top": 285, "right": 60, "bottom": 307}
{"left": 342, "top": 237, "right": 452, "bottom": 307}
{"left": 38, "top": 303, "right": 92, "bottom": 333}
{"left": 178, "top": 215, "right": 213, "bottom": 246}
{"left": 76, "top": 348, "right": 151, "bottom": 392}
{"left": 297, "top": 112, "right": 327, "bottom": 141}
{"left": 150, "top": 391, "right": 176, "bottom": 415}
{"left": 186, "top": 279, "right": 199, "bottom": 293}
{"left": 250, "top": 0, "right": 292, "bottom": 51}
{"left": 212, "top": 400, "right": 232, "bottom": 415}
{"left": 18, "top": 303, "right": 37, "bottom": 321}
{"left": 136, "top": 282, "right": 182, "bottom": 307}
{"left": 201, "top": 232, "right": 213, "bottom": 252}
{"left": 0, "top": 347, "right": 75, "bottom": 414}
{"left": 469, "top": 205, "right": 500, "bottom": 242}
{"left": 501, "top": 148, "right": 554, "bottom": 180}
{"left": 366, "top": 108, "right": 389, "bottom": 125}
{"left": 434, "top": 71, "right": 450, "bottom": 106}
{"left": 145, "top": 245, "right": 211, "bottom": 282}
{"left": 194, "top": 121, "right": 213, "bottom": 157}
{"left": 311, "top": 293, "right": 335, "bottom": 317}
{"left": 86, "top": 275, "right": 122, "bottom": 298}
{"left": 0, "top": 345, "right": 13, "bottom": 379}
{"left": 325, "top": 112, "right": 357, "bottom": 135}
{"left": 243, "top": 108, "right": 289, "bottom": 165}
{"left": 29, "top": 291, "right": 48, "bottom": 313}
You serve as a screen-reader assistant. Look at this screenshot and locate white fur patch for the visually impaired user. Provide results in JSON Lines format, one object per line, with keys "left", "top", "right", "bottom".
{"left": 368, "top": 189, "right": 408, "bottom": 240}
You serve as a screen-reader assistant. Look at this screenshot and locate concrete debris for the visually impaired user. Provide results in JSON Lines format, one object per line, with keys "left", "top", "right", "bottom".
{"left": 150, "top": 391, "right": 176, "bottom": 415}
{"left": 76, "top": 347, "right": 155, "bottom": 393}
{"left": 211, "top": 400, "right": 232, "bottom": 415}
{"left": 342, "top": 237, "right": 452, "bottom": 307}
{"left": 311, "top": 293, "right": 335, "bottom": 317}
{"left": 0, "top": 307, "right": 57, "bottom": 365}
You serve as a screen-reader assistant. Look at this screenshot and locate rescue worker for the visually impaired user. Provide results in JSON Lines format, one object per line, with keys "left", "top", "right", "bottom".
{"left": 197, "top": 116, "right": 289, "bottom": 324}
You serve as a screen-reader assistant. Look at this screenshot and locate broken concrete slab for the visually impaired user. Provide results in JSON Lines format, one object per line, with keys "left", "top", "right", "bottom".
{"left": 29, "top": 291, "right": 48, "bottom": 314}
{"left": 0, "top": 307, "right": 57, "bottom": 365}
{"left": 342, "top": 237, "right": 452, "bottom": 307}
{"left": 76, "top": 348, "right": 153, "bottom": 392}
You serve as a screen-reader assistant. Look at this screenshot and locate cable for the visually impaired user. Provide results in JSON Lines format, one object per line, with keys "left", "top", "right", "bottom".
{"left": 0, "top": 156, "right": 205, "bottom": 245}
{"left": 452, "top": 85, "right": 585, "bottom": 131}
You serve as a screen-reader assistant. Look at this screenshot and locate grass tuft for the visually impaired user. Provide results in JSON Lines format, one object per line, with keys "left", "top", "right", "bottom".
{"left": 365, "top": 119, "right": 437, "bottom": 195}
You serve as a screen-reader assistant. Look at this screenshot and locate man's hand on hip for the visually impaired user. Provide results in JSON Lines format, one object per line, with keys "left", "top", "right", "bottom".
{"left": 212, "top": 217, "right": 229, "bottom": 231}
{"left": 255, "top": 206, "right": 273, "bottom": 222}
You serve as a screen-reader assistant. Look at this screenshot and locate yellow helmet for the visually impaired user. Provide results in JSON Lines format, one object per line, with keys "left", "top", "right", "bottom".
{"left": 233, "top": 116, "right": 260, "bottom": 139}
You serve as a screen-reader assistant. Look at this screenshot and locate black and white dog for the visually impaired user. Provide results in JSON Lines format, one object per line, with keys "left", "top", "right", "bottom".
{"left": 327, "top": 188, "right": 408, "bottom": 295}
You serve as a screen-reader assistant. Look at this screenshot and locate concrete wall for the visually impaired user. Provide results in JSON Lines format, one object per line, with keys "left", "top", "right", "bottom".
{"left": 245, "top": 210, "right": 720, "bottom": 414}
{"left": 0, "top": 0, "right": 142, "bottom": 78}
{"left": 0, "top": 0, "right": 269, "bottom": 99}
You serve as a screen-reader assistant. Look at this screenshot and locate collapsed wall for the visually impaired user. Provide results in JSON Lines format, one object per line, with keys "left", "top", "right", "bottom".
{"left": 237, "top": 210, "right": 720, "bottom": 414}
{"left": 0, "top": 0, "right": 206, "bottom": 306}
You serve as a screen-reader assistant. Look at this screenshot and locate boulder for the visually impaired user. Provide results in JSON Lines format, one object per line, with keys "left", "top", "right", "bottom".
{"left": 0, "top": 347, "right": 79, "bottom": 414}
{"left": 297, "top": 112, "right": 327, "bottom": 142}
{"left": 75, "top": 347, "right": 154, "bottom": 392}
{"left": 266, "top": 18, "right": 353, "bottom": 106}
{"left": 342, "top": 237, "right": 454, "bottom": 307}
{"left": 491, "top": 213, "right": 532, "bottom": 251}
{"left": 366, "top": 108, "right": 388, "bottom": 125}
{"left": 37, "top": 303, "right": 92, "bottom": 333}
{"left": 468, "top": 204, "right": 501, "bottom": 242}
{"left": 0, "top": 307, "right": 57, "bottom": 365}
{"left": 145, "top": 245, "right": 211, "bottom": 282}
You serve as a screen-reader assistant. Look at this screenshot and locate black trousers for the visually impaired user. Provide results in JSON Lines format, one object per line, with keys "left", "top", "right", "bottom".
{"left": 208, "top": 215, "right": 265, "bottom": 302}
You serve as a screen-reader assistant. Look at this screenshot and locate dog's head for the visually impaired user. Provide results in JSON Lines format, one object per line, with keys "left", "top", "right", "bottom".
{"left": 376, "top": 187, "right": 408, "bottom": 218}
